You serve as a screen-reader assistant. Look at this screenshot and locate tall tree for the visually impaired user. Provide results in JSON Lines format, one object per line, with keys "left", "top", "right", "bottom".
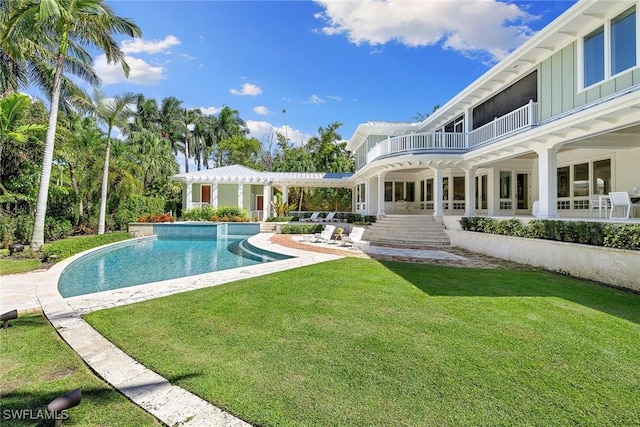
{"left": 0, "top": 93, "right": 46, "bottom": 214}
{"left": 93, "top": 91, "right": 139, "bottom": 235}
{"left": 159, "top": 96, "right": 185, "bottom": 167}
{"left": 3, "top": 0, "right": 141, "bottom": 249}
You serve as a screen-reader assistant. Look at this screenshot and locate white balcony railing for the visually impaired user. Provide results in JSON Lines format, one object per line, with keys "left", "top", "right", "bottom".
{"left": 366, "top": 100, "right": 537, "bottom": 165}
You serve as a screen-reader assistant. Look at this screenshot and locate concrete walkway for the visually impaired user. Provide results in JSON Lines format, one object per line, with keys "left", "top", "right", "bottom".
{"left": 1, "top": 234, "right": 484, "bottom": 426}
{"left": 0, "top": 269, "right": 46, "bottom": 314}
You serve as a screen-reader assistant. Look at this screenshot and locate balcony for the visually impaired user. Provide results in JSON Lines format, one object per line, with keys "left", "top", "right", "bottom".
{"left": 365, "top": 101, "right": 538, "bottom": 165}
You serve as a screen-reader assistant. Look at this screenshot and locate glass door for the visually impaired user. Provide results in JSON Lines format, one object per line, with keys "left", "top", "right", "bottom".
{"left": 516, "top": 173, "right": 529, "bottom": 211}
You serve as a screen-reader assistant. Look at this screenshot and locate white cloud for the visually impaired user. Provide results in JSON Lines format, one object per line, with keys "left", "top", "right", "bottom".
{"left": 327, "top": 95, "right": 342, "bottom": 101}
{"left": 195, "top": 106, "right": 221, "bottom": 116}
{"left": 254, "top": 106, "right": 270, "bottom": 115}
{"left": 305, "top": 94, "right": 324, "bottom": 104}
{"left": 230, "top": 83, "right": 263, "bottom": 96}
{"left": 121, "top": 35, "right": 181, "bottom": 54}
{"left": 313, "top": 0, "right": 536, "bottom": 62}
{"left": 246, "top": 120, "right": 310, "bottom": 146}
{"left": 94, "top": 54, "right": 165, "bottom": 85}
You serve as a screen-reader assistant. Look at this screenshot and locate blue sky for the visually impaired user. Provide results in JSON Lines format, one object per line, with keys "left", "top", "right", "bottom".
{"left": 83, "top": 1, "right": 575, "bottom": 158}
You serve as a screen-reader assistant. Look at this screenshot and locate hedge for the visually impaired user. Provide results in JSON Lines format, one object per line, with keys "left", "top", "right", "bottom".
{"left": 182, "top": 206, "right": 249, "bottom": 222}
{"left": 280, "top": 224, "right": 324, "bottom": 234}
{"left": 41, "top": 232, "right": 131, "bottom": 262}
{"left": 460, "top": 217, "right": 639, "bottom": 251}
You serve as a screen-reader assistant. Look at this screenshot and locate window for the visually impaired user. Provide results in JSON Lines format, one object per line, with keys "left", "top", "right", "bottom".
{"left": 500, "top": 171, "right": 511, "bottom": 199}
{"left": 384, "top": 182, "right": 393, "bottom": 202}
{"left": 573, "top": 163, "right": 589, "bottom": 197}
{"left": 442, "top": 177, "right": 449, "bottom": 201}
{"left": 584, "top": 27, "right": 605, "bottom": 87}
{"left": 581, "top": 6, "right": 637, "bottom": 88}
{"left": 406, "top": 182, "right": 415, "bottom": 202}
{"left": 612, "top": 7, "right": 636, "bottom": 75}
{"left": 593, "top": 159, "right": 611, "bottom": 195}
{"left": 453, "top": 177, "right": 465, "bottom": 200}
{"left": 356, "top": 183, "right": 366, "bottom": 203}
{"left": 394, "top": 182, "right": 404, "bottom": 201}
{"left": 557, "top": 166, "right": 569, "bottom": 198}
{"left": 426, "top": 179, "right": 433, "bottom": 202}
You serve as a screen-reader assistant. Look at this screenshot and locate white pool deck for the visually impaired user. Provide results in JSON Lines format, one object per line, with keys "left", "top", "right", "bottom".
{"left": 0, "top": 234, "right": 471, "bottom": 426}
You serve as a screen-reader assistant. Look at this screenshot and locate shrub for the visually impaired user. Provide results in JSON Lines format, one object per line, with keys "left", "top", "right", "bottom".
{"left": 115, "top": 195, "right": 165, "bottom": 229}
{"left": 137, "top": 213, "right": 175, "bottom": 223}
{"left": 183, "top": 206, "right": 249, "bottom": 222}
{"left": 280, "top": 224, "right": 323, "bottom": 234}
{"left": 44, "top": 217, "right": 73, "bottom": 241}
{"left": 0, "top": 214, "right": 36, "bottom": 247}
{"left": 41, "top": 232, "right": 131, "bottom": 262}
{"left": 460, "top": 217, "right": 632, "bottom": 250}
{"left": 604, "top": 224, "right": 640, "bottom": 250}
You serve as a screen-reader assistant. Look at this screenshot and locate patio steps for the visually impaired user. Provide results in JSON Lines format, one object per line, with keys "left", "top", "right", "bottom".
{"left": 364, "top": 215, "right": 450, "bottom": 247}
{"left": 260, "top": 222, "right": 278, "bottom": 233}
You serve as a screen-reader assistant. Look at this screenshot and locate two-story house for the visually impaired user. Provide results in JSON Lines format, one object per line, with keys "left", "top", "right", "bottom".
{"left": 347, "top": 0, "right": 639, "bottom": 220}
{"left": 173, "top": 0, "right": 639, "bottom": 221}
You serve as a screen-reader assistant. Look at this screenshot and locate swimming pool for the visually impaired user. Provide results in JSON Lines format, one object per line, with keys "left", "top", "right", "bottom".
{"left": 58, "top": 234, "right": 291, "bottom": 298}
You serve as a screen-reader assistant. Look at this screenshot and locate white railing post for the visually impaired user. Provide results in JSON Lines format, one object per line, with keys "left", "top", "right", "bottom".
{"left": 528, "top": 99, "right": 534, "bottom": 126}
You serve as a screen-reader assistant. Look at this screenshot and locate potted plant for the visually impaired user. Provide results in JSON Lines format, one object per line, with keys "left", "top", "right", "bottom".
{"left": 336, "top": 227, "right": 344, "bottom": 239}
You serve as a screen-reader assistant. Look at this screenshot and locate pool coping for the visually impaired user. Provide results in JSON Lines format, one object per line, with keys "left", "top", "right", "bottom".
{"left": 36, "top": 233, "right": 341, "bottom": 427}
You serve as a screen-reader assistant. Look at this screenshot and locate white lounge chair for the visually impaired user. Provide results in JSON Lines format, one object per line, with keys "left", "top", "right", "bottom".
{"left": 300, "top": 212, "right": 320, "bottom": 222}
{"left": 314, "top": 225, "right": 335, "bottom": 243}
{"left": 609, "top": 192, "right": 632, "bottom": 219}
{"left": 320, "top": 212, "right": 338, "bottom": 222}
{"left": 341, "top": 227, "right": 369, "bottom": 250}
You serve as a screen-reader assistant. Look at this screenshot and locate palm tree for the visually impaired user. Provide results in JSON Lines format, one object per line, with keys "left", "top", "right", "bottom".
{"left": 3, "top": 0, "right": 141, "bottom": 249}
{"left": 93, "top": 91, "right": 139, "bottom": 235}
{"left": 159, "top": 96, "right": 185, "bottom": 165}
{"left": 0, "top": 93, "right": 46, "bottom": 214}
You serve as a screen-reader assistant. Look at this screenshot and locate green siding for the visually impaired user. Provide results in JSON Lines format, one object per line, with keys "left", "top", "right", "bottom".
{"left": 551, "top": 51, "right": 563, "bottom": 117}
{"left": 616, "top": 71, "right": 633, "bottom": 90}
{"left": 561, "top": 44, "right": 575, "bottom": 112}
{"left": 538, "top": 60, "right": 553, "bottom": 121}
{"left": 538, "top": 40, "right": 636, "bottom": 121}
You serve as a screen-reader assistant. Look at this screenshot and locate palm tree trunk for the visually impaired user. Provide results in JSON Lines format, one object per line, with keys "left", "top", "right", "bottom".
{"left": 31, "top": 53, "right": 64, "bottom": 250}
{"left": 97, "top": 137, "right": 112, "bottom": 235}
{"left": 184, "top": 138, "right": 189, "bottom": 173}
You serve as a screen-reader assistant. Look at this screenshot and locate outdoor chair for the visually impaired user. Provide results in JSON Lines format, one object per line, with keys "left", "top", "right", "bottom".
{"left": 341, "top": 226, "right": 369, "bottom": 250}
{"left": 320, "top": 212, "right": 338, "bottom": 222}
{"left": 609, "top": 192, "right": 632, "bottom": 219}
{"left": 589, "top": 195, "right": 609, "bottom": 218}
{"left": 314, "top": 225, "right": 336, "bottom": 243}
{"left": 300, "top": 212, "right": 320, "bottom": 222}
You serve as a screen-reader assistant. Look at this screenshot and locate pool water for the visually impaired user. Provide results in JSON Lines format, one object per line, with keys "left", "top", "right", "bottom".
{"left": 58, "top": 236, "right": 289, "bottom": 297}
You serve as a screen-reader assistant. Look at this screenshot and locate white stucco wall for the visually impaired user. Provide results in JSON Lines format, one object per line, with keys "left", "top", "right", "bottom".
{"left": 446, "top": 229, "right": 640, "bottom": 291}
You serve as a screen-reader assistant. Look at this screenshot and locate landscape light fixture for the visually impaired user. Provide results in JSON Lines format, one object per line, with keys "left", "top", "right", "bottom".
{"left": 0, "top": 309, "right": 17, "bottom": 329}
{"left": 47, "top": 388, "right": 82, "bottom": 427}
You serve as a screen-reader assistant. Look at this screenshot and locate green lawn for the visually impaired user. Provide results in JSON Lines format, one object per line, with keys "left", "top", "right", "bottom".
{"left": 85, "top": 258, "right": 640, "bottom": 426}
{"left": 0, "top": 258, "right": 42, "bottom": 275}
{"left": 0, "top": 314, "right": 160, "bottom": 426}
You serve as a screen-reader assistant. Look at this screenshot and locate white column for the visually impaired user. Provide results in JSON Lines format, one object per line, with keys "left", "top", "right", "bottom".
{"left": 185, "top": 182, "right": 192, "bottom": 210}
{"left": 464, "top": 166, "right": 477, "bottom": 217}
{"left": 211, "top": 183, "right": 219, "bottom": 208}
{"left": 263, "top": 182, "right": 272, "bottom": 221}
{"left": 237, "top": 183, "right": 244, "bottom": 209}
{"left": 352, "top": 185, "right": 356, "bottom": 213}
{"left": 433, "top": 168, "right": 444, "bottom": 218}
{"left": 489, "top": 168, "right": 499, "bottom": 216}
{"left": 377, "top": 172, "right": 386, "bottom": 216}
{"left": 281, "top": 185, "right": 288, "bottom": 204}
{"left": 536, "top": 147, "right": 559, "bottom": 218}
